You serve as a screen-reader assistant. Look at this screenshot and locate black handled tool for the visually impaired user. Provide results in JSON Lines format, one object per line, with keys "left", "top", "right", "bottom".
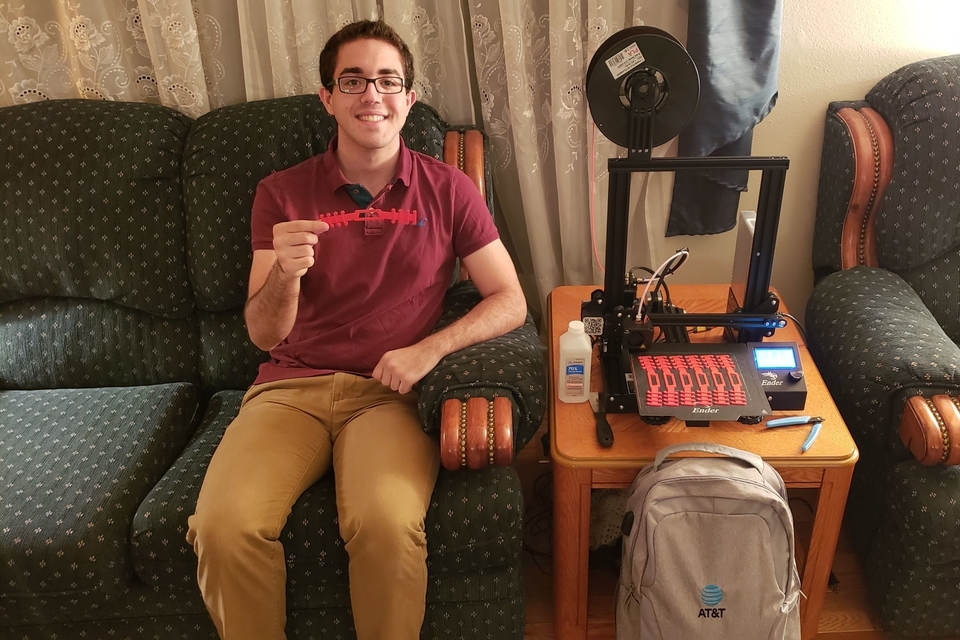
{"left": 591, "top": 394, "right": 614, "bottom": 448}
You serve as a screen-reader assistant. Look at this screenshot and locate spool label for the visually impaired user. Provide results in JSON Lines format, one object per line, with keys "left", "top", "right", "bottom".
{"left": 605, "top": 42, "right": 645, "bottom": 79}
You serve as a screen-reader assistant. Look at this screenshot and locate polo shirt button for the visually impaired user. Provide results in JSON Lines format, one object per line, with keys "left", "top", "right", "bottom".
{"left": 352, "top": 189, "right": 359, "bottom": 194}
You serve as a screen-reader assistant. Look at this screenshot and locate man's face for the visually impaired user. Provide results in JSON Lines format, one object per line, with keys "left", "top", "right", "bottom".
{"left": 319, "top": 38, "right": 416, "bottom": 155}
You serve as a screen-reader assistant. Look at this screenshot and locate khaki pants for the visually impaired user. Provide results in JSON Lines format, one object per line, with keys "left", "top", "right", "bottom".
{"left": 186, "top": 374, "right": 440, "bottom": 640}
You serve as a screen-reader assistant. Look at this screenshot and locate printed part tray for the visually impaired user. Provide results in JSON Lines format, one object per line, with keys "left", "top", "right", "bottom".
{"left": 628, "top": 343, "right": 771, "bottom": 423}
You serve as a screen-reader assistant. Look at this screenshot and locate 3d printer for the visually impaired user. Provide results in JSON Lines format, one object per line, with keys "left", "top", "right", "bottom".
{"left": 581, "top": 27, "right": 804, "bottom": 442}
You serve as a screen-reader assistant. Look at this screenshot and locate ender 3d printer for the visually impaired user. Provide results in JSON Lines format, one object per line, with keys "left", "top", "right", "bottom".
{"left": 581, "top": 27, "right": 802, "bottom": 442}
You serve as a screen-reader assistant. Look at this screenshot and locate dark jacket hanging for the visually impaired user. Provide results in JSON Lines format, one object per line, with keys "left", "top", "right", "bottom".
{"left": 666, "top": 0, "right": 783, "bottom": 236}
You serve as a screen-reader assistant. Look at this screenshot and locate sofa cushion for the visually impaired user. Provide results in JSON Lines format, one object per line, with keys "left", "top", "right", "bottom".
{"left": 0, "top": 100, "right": 194, "bottom": 317}
{"left": 132, "top": 390, "right": 524, "bottom": 606}
{"left": 1, "top": 591, "right": 524, "bottom": 640}
{"left": 182, "top": 96, "right": 336, "bottom": 316}
{"left": 197, "top": 311, "right": 268, "bottom": 393}
{"left": 0, "top": 384, "right": 199, "bottom": 597}
{"left": 0, "top": 100, "right": 200, "bottom": 389}
{"left": 131, "top": 391, "right": 237, "bottom": 592}
{"left": 0, "top": 298, "right": 199, "bottom": 389}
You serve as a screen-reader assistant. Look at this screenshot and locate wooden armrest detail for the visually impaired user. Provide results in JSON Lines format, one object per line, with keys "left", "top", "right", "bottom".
{"left": 442, "top": 129, "right": 486, "bottom": 283}
{"left": 900, "top": 395, "right": 960, "bottom": 465}
{"left": 836, "top": 106, "right": 892, "bottom": 270}
{"left": 439, "top": 396, "right": 514, "bottom": 470}
{"left": 443, "top": 129, "right": 485, "bottom": 198}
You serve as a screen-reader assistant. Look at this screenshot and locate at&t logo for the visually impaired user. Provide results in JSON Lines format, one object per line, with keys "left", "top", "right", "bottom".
{"left": 698, "top": 584, "right": 726, "bottom": 618}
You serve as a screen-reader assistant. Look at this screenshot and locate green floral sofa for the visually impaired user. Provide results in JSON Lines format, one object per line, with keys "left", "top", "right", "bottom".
{"left": 0, "top": 97, "right": 544, "bottom": 639}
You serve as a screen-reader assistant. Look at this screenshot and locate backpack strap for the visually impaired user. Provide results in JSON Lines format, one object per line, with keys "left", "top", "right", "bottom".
{"left": 653, "top": 442, "right": 765, "bottom": 474}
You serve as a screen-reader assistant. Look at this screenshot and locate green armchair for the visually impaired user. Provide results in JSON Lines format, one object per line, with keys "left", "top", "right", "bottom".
{"left": 806, "top": 54, "right": 960, "bottom": 636}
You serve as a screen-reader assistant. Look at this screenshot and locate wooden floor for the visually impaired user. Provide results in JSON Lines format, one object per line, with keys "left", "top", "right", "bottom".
{"left": 513, "top": 426, "right": 915, "bottom": 640}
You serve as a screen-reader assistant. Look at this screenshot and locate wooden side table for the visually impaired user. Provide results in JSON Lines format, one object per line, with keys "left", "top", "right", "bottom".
{"left": 549, "top": 284, "right": 858, "bottom": 640}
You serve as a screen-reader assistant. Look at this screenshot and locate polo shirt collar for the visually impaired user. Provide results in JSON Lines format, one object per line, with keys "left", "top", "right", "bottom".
{"left": 322, "top": 134, "right": 413, "bottom": 191}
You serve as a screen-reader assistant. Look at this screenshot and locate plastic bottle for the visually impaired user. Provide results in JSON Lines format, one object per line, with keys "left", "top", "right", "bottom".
{"left": 558, "top": 320, "right": 592, "bottom": 403}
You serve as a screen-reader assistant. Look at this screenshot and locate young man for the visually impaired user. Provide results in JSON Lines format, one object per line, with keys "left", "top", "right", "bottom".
{"left": 186, "top": 20, "right": 526, "bottom": 640}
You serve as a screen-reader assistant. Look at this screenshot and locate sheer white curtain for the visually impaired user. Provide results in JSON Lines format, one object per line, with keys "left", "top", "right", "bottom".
{"left": 1, "top": 0, "right": 687, "bottom": 310}
{"left": 0, "top": 0, "right": 473, "bottom": 120}
{"left": 0, "top": 0, "right": 245, "bottom": 117}
{"left": 466, "top": 0, "right": 687, "bottom": 308}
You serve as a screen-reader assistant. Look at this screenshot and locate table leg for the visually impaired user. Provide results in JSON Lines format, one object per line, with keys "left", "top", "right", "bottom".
{"left": 799, "top": 464, "right": 855, "bottom": 640}
{"left": 553, "top": 462, "right": 592, "bottom": 640}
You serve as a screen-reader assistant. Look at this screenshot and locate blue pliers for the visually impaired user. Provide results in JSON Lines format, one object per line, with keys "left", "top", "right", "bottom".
{"left": 766, "top": 415, "right": 823, "bottom": 453}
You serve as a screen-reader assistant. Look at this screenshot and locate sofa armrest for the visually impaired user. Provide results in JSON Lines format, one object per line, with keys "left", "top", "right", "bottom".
{"left": 806, "top": 266, "right": 960, "bottom": 455}
{"left": 418, "top": 281, "right": 545, "bottom": 470}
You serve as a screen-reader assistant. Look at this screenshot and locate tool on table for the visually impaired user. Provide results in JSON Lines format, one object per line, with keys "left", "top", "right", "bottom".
{"left": 588, "top": 392, "right": 614, "bottom": 448}
{"left": 801, "top": 421, "right": 822, "bottom": 453}
{"left": 765, "top": 415, "right": 823, "bottom": 428}
{"left": 765, "top": 415, "right": 823, "bottom": 453}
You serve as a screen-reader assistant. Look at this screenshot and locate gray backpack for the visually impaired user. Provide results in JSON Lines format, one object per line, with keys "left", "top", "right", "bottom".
{"left": 615, "top": 443, "right": 801, "bottom": 640}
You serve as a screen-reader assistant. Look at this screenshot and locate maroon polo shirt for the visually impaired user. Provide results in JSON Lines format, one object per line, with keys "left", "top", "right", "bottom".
{"left": 249, "top": 135, "right": 499, "bottom": 384}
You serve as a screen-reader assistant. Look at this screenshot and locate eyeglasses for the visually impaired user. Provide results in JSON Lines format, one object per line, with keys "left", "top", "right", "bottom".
{"left": 333, "top": 76, "right": 406, "bottom": 94}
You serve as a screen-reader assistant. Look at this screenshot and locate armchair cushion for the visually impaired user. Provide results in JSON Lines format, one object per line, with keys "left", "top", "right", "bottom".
{"left": 417, "top": 281, "right": 546, "bottom": 453}
{"left": 806, "top": 266, "right": 960, "bottom": 448}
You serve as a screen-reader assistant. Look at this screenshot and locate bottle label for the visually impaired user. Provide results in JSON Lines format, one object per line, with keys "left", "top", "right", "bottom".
{"left": 564, "top": 359, "right": 586, "bottom": 396}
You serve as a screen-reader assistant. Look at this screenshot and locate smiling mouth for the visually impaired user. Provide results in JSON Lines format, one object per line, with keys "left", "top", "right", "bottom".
{"left": 357, "top": 115, "right": 386, "bottom": 122}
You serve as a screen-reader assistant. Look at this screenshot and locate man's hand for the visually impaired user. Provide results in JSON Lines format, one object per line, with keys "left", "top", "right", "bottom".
{"left": 373, "top": 342, "right": 443, "bottom": 394}
{"left": 272, "top": 219, "right": 330, "bottom": 278}
{"left": 244, "top": 219, "right": 329, "bottom": 351}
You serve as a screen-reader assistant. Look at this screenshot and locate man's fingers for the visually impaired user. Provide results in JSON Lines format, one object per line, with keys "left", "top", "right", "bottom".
{"left": 283, "top": 219, "right": 330, "bottom": 233}
{"left": 287, "top": 255, "right": 315, "bottom": 270}
{"left": 278, "top": 256, "right": 313, "bottom": 278}
{"left": 283, "top": 244, "right": 316, "bottom": 259}
{"left": 373, "top": 360, "right": 409, "bottom": 393}
{"left": 372, "top": 363, "right": 393, "bottom": 389}
{"left": 276, "top": 231, "right": 319, "bottom": 247}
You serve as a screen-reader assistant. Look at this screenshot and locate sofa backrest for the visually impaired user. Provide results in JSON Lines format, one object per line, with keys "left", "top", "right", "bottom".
{"left": 0, "top": 96, "right": 484, "bottom": 393}
{"left": 182, "top": 95, "right": 458, "bottom": 391}
{"left": 0, "top": 100, "right": 200, "bottom": 390}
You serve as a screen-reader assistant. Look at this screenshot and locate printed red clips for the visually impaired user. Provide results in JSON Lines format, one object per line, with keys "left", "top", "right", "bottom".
{"left": 319, "top": 208, "right": 418, "bottom": 227}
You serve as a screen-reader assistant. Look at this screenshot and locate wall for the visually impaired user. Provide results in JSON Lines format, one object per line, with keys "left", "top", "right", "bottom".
{"left": 743, "top": 0, "right": 959, "bottom": 321}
